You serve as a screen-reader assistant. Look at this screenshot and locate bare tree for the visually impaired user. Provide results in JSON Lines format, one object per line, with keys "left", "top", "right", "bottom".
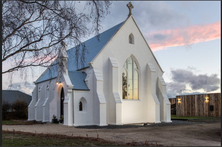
{"left": 2, "top": 0, "right": 112, "bottom": 74}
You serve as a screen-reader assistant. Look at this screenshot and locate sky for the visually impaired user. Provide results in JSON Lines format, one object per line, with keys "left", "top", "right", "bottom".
{"left": 2, "top": 1, "right": 221, "bottom": 97}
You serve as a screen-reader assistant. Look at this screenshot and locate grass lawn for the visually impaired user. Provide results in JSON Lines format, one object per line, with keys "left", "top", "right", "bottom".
{"left": 171, "top": 115, "right": 221, "bottom": 121}
{"left": 2, "top": 120, "right": 23, "bottom": 125}
{"left": 2, "top": 131, "right": 121, "bottom": 146}
{"left": 2, "top": 120, "right": 41, "bottom": 125}
{"left": 2, "top": 130, "right": 162, "bottom": 146}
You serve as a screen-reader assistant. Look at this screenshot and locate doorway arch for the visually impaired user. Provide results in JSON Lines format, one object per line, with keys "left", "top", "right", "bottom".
{"left": 60, "top": 87, "right": 64, "bottom": 116}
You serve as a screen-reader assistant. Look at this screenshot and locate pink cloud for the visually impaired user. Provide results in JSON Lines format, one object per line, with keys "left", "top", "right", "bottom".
{"left": 146, "top": 21, "right": 221, "bottom": 51}
{"left": 2, "top": 55, "right": 57, "bottom": 73}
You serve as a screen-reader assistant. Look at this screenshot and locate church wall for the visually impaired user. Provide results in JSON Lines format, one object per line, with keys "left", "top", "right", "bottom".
{"left": 73, "top": 68, "right": 95, "bottom": 126}
{"left": 105, "top": 55, "right": 113, "bottom": 124}
{"left": 33, "top": 76, "right": 70, "bottom": 122}
{"left": 47, "top": 79, "right": 58, "bottom": 121}
{"left": 73, "top": 90, "right": 94, "bottom": 126}
{"left": 34, "top": 79, "right": 58, "bottom": 122}
{"left": 28, "top": 86, "right": 37, "bottom": 121}
{"left": 157, "top": 86, "right": 164, "bottom": 121}
{"left": 42, "top": 79, "right": 57, "bottom": 122}
{"left": 92, "top": 17, "right": 164, "bottom": 124}
{"left": 31, "top": 16, "right": 170, "bottom": 125}
{"left": 35, "top": 82, "right": 46, "bottom": 121}
{"left": 93, "top": 72, "right": 100, "bottom": 125}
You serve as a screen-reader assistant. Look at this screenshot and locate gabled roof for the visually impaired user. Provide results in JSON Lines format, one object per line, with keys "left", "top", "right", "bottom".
{"left": 36, "top": 21, "right": 124, "bottom": 84}
{"left": 36, "top": 16, "right": 165, "bottom": 85}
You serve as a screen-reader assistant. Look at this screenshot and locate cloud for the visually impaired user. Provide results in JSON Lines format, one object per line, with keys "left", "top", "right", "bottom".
{"left": 166, "top": 68, "right": 221, "bottom": 97}
{"left": 7, "top": 82, "right": 35, "bottom": 95}
{"left": 171, "top": 69, "right": 220, "bottom": 91}
{"left": 99, "top": 1, "right": 190, "bottom": 33}
{"left": 101, "top": 2, "right": 219, "bottom": 51}
{"left": 132, "top": 1, "right": 190, "bottom": 31}
{"left": 166, "top": 82, "right": 186, "bottom": 98}
{"left": 146, "top": 21, "right": 221, "bottom": 51}
{"left": 153, "top": 34, "right": 167, "bottom": 40}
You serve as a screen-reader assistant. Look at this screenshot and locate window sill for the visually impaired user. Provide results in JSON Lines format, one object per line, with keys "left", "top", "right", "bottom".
{"left": 122, "top": 99, "right": 140, "bottom": 101}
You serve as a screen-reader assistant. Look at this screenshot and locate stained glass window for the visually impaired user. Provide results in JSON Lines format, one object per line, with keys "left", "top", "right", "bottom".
{"left": 122, "top": 56, "right": 139, "bottom": 100}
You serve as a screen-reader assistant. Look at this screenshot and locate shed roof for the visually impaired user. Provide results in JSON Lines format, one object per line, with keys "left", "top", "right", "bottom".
{"left": 68, "top": 71, "right": 89, "bottom": 90}
{"left": 36, "top": 21, "right": 124, "bottom": 84}
{"left": 2, "top": 90, "right": 32, "bottom": 105}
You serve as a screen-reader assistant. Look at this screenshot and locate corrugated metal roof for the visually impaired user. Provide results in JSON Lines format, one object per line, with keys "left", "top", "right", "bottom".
{"left": 36, "top": 64, "right": 58, "bottom": 83}
{"left": 68, "top": 71, "right": 89, "bottom": 90}
{"left": 2, "top": 90, "right": 32, "bottom": 105}
{"left": 66, "top": 21, "right": 124, "bottom": 71}
{"left": 36, "top": 21, "right": 124, "bottom": 84}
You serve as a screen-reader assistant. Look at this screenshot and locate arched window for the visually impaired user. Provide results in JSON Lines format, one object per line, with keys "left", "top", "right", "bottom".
{"left": 79, "top": 101, "right": 83, "bottom": 111}
{"left": 79, "top": 97, "right": 87, "bottom": 112}
{"left": 129, "top": 33, "right": 134, "bottom": 44}
{"left": 122, "top": 56, "right": 139, "bottom": 100}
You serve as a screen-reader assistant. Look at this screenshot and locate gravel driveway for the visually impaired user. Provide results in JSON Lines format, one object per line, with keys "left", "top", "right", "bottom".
{"left": 2, "top": 120, "right": 221, "bottom": 146}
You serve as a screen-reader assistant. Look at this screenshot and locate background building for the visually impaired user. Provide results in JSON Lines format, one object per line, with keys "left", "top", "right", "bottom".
{"left": 169, "top": 93, "right": 221, "bottom": 117}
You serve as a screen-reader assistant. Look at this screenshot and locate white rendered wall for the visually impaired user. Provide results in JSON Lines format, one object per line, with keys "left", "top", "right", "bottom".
{"left": 28, "top": 87, "right": 37, "bottom": 121}
{"left": 92, "top": 68, "right": 107, "bottom": 126}
{"left": 30, "top": 76, "right": 71, "bottom": 123}
{"left": 31, "top": 79, "right": 57, "bottom": 122}
{"left": 157, "top": 76, "right": 172, "bottom": 122}
{"left": 108, "top": 57, "right": 122, "bottom": 125}
{"left": 43, "top": 79, "right": 57, "bottom": 122}
{"left": 42, "top": 85, "right": 49, "bottom": 122}
{"left": 73, "top": 91, "right": 94, "bottom": 126}
{"left": 47, "top": 79, "right": 60, "bottom": 121}
{"left": 146, "top": 63, "right": 161, "bottom": 123}
{"left": 91, "top": 16, "right": 168, "bottom": 124}
{"left": 35, "top": 83, "right": 46, "bottom": 121}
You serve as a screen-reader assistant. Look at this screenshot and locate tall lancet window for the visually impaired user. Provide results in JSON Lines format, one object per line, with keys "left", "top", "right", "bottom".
{"left": 79, "top": 101, "right": 83, "bottom": 111}
{"left": 122, "top": 56, "right": 139, "bottom": 100}
{"left": 129, "top": 33, "right": 134, "bottom": 44}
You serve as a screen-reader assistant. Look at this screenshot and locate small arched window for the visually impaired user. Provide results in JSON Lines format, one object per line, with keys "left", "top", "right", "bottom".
{"left": 122, "top": 56, "right": 139, "bottom": 100}
{"left": 79, "top": 101, "right": 83, "bottom": 111}
{"left": 129, "top": 33, "right": 134, "bottom": 44}
{"left": 79, "top": 97, "right": 87, "bottom": 112}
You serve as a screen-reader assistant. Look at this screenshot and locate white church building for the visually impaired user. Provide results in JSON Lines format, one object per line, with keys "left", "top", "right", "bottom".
{"left": 28, "top": 3, "right": 171, "bottom": 126}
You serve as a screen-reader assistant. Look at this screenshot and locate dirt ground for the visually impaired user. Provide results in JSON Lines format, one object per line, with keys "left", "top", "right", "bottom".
{"left": 2, "top": 121, "right": 221, "bottom": 146}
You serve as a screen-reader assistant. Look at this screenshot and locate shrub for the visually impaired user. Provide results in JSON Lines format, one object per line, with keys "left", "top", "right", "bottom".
{"left": 2, "top": 100, "right": 11, "bottom": 120}
{"left": 11, "top": 99, "right": 28, "bottom": 119}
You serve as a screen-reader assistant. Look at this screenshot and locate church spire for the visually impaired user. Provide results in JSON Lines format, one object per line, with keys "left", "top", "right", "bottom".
{"left": 127, "top": 2, "right": 134, "bottom": 18}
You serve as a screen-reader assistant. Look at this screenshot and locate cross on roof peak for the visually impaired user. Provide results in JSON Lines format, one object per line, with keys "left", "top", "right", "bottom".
{"left": 127, "top": 2, "right": 134, "bottom": 18}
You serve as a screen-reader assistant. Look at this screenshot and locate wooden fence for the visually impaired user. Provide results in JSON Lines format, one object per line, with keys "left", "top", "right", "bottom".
{"left": 169, "top": 93, "right": 221, "bottom": 117}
